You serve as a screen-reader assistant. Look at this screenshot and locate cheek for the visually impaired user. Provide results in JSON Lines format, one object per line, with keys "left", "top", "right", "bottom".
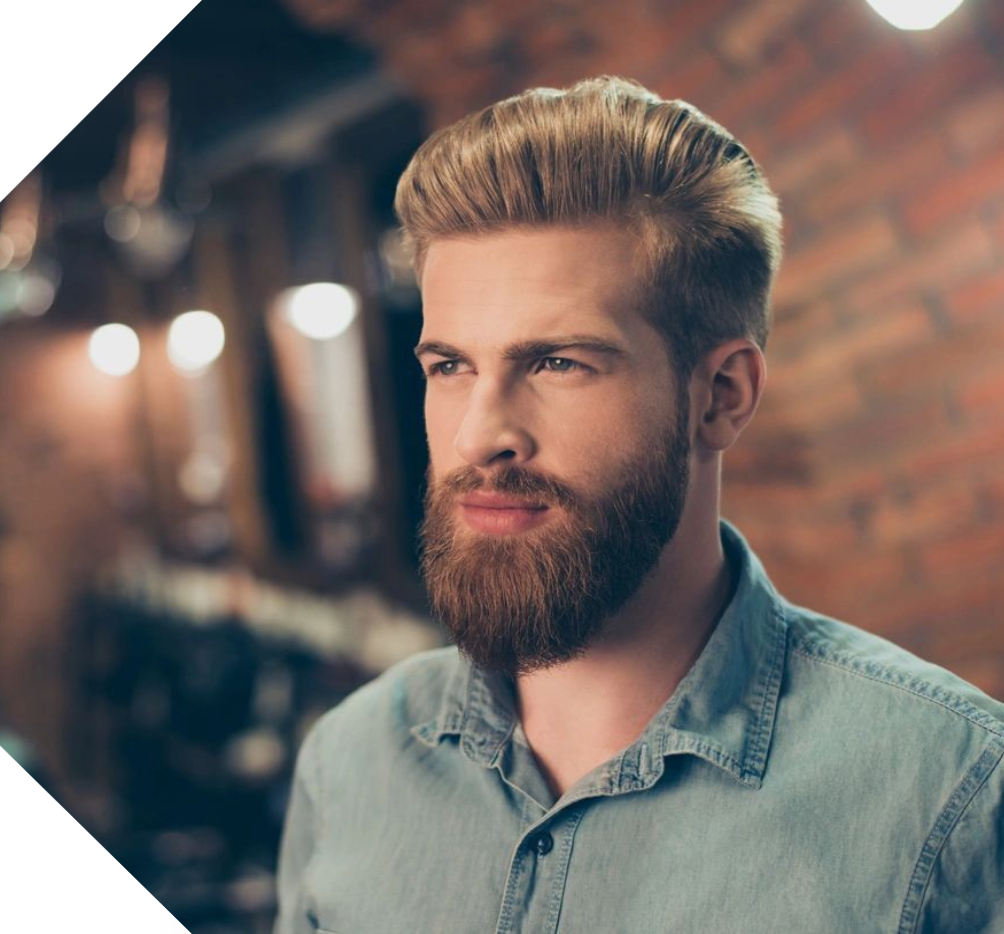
{"left": 567, "top": 385, "right": 676, "bottom": 459}
{"left": 424, "top": 394, "right": 462, "bottom": 464}
{"left": 541, "top": 392, "right": 654, "bottom": 473}
{"left": 551, "top": 385, "right": 652, "bottom": 440}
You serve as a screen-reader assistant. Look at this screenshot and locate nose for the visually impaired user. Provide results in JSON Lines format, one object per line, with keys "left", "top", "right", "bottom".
{"left": 453, "top": 380, "right": 536, "bottom": 468}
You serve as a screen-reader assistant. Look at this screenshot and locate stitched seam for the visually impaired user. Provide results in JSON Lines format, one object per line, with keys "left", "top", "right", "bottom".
{"left": 545, "top": 808, "right": 584, "bottom": 933}
{"left": 495, "top": 842, "right": 527, "bottom": 934}
{"left": 897, "top": 740, "right": 1004, "bottom": 934}
{"left": 743, "top": 600, "right": 787, "bottom": 778}
{"left": 789, "top": 644, "right": 1003, "bottom": 737}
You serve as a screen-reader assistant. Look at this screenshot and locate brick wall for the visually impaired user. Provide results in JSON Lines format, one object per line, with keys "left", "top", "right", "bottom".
{"left": 290, "top": 0, "right": 1004, "bottom": 694}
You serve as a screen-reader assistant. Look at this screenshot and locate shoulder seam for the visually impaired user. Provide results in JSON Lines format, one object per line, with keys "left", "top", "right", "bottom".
{"left": 789, "top": 642, "right": 1004, "bottom": 737}
{"left": 897, "top": 736, "right": 1004, "bottom": 934}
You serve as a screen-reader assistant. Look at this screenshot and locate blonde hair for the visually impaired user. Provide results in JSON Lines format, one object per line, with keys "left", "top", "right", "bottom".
{"left": 394, "top": 76, "right": 783, "bottom": 378}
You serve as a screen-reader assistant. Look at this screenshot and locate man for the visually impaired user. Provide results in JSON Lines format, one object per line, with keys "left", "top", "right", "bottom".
{"left": 274, "top": 77, "right": 1004, "bottom": 933}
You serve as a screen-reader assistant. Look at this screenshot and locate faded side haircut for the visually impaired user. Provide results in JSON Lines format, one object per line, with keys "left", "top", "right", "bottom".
{"left": 394, "top": 76, "right": 783, "bottom": 380}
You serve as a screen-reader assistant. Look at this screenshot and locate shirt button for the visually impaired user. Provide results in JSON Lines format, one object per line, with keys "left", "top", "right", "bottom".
{"left": 530, "top": 832, "right": 554, "bottom": 856}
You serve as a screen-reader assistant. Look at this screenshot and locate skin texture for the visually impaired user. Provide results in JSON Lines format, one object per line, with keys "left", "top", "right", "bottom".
{"left": 417, "top": 224, "right": 766, "bottom": 798}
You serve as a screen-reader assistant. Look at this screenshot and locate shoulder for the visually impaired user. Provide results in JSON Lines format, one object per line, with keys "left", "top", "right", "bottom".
{"left": 782, "top": 599, "right": 1004, "bottom": 738}
{"left": 778, "top": 609, "right": 1004, "bottom": 932}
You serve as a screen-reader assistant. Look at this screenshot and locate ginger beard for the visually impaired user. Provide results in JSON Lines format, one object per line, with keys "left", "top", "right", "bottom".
{"left": 419, "top": 396, "right": 691, "bottom": 676}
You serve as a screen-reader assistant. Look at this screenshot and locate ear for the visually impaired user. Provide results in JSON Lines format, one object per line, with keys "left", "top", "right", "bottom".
{"left": 691, "top": 339, "right": 766, "bottom": 453}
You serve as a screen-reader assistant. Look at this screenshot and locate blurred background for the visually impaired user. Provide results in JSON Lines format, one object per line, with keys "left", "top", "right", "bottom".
{"left": 0, "top": 0, "right": 1002, "bottom": 930}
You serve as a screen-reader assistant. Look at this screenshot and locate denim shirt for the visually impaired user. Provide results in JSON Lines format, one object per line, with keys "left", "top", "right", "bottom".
{"left": 274, "top": 520, "right": 1004, "bottom": 933}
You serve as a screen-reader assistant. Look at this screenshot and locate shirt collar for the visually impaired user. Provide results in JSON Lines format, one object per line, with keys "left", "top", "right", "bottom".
{"left": 411, "top": 518, "right": 789, "bottom": 792}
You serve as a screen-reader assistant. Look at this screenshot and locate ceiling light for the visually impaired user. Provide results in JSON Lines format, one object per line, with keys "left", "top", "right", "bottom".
{"left": 864, "top": 0, "right": 966, "bottom": 30}
{"left": 277, "top": 282, "right": 359, "bottom": 341}
{"left": 89, "top": 324, "right": 140, "bottom": 377}
{"left": 168, "top": 310, "right": 225, "bottom": 375}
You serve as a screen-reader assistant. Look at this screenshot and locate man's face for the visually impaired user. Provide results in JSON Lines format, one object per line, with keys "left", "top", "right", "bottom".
{"left": 416, "top": 225, "right": 692, "bottom": 675}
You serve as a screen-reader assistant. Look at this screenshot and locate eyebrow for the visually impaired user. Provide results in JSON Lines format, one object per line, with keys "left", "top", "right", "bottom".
{"left": 413, "top": 335, "right": 629, "bottom": 364}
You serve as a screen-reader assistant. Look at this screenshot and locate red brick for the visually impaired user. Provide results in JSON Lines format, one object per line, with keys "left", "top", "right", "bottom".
{"left": 648, "top": 0, "right": 736, "bottom": 51}
{"left": 384, "top": 31, "right": 452, "bottom": 80}
{"left": 902, "top": 146, "right": 1004, "bottom": 235}
{"left": 866, "top": 570, "right": 996, "bottom": 637}
{"left": 723, "top": 432, "right": 816, "bottom": 486}
{"left": 582, "top": 6, "right": 709, "bottom": 82}
{"left": 772, "top": 37, "right": 912, "bottom": 140}
{"left": 488, "top": 0, "right": 553, "bottom": 33}
{"left": 844, "top": 220, "right": 996, "bottom": 314}
{"left": 802, "top": 131, "right": 952, "bottom": 224}
{"left": 726, "top": 471, "right": 889, "bottom": 525}
{"left": 766, "top": 544, "right": 911, "bottom": 617}
{"left": 708, "top": 37, "right": 814, "bottom": 131}
{"left": 945, "top": 270, "right": 1004, "bottom": 323}
{"left": 955, "top": 365, "right": 1004, "bottom": 425}
{"left": 817, "top": 549, "right": 912, "bottom": 611}
{"left": 712, "top": 0, "right": 815, "bottom": 69}
{"left": 356, "top": 0, "right": 457, "bottom": 41}
{"left": 520, "top": 17, "right": 589, "bottom": 63}
{"left": 754, "top": 377, "right": 864, "bottom": 433}
{"left": 862, "top": 318, "right": 1004, "bottom": 404}
{"left": 861, "top": 43, "right": 998, "bottom": 146}
{"left": 816, "top": 396, "right": 952, "bottom": 470}
{"left": 743, "top": 513, "right": 861, "bottom": 562}
{"left": 919, "top": 524, "right": 1004, "bottom": 581}
{"left": 771, "top": 302, "right": 933, "bottom": 389}
{"left": 444, "top": 5, "right": 512, "bottom": 59}
{"left": 646, "top": 47, "right": 727, "bottom": 108}
{"left": 977, "top": 460, "right": 1004, "bottom": 516}
{"left": 896, "top": 420, "right": 1004, "bottom": 482}
{"left": 583, "top": 0, "right": 735, "bottom": 70}
{"left": 803, "top": 2, "right": 885, "bottom": 63}
{"left": 770, "top": 300, "right": 839, "bottom": 361}
{"left": 863, "top": 480, "right": 978, "bottom": 550}
{"left": 946, "top": 88, "right": 1004, "bottom": 158}
{"left": 773, "top": 211, "right": 901, "bottom": 309}
{"left": 723, "top": 480, "right": 821, "bottom": 516}
{"left": 766, "top": 126, "right": 860, "bottom": 199}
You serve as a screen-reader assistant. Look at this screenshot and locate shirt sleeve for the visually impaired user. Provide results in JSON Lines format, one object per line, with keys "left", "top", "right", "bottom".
{"left": 913, "top": 743, "right": 1004, "bottom": 934}
{"left": 273, "top": 719, "right": 325, "bottom": 934}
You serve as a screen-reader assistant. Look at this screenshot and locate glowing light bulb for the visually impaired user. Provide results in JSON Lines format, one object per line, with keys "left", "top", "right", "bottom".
{"left": 168, "top": 310, "right": 225, "bottom": 374}
{"left": 865, "top": 0, "right": 966, "bottom": 30}
{"left": 89, "top": 323, "right": 140, "bottom": 376}
{"left": 278, "top": 282, "right": 359, "bottom": 341}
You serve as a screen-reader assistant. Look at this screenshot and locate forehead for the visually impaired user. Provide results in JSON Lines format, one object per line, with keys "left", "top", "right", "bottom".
{"left": 419, "top": 226, "right": 649, "bottom": 344}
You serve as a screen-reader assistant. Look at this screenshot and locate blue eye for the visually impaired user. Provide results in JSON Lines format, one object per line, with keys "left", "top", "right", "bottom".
{"left": 425, "top": 356, "right": 590, "bottom": 379}
{"left": 427, "top": 360, "right": 460, "bottom": 377}
{"left": 539, "top": 357, "right": 581, "bottom": 373}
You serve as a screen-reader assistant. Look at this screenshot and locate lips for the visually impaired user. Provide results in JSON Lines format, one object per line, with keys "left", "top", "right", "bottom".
{"left": 458, "top": 494, "right": 552, "bottom": 534}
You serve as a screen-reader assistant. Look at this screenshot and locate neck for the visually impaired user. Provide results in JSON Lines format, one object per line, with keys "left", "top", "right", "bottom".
{"left": 514, "top": 476, "right": 733, "bottom": 798}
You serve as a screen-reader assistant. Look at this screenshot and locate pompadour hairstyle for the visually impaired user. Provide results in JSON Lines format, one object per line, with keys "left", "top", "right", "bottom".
{"left": 394, "top": 75, "right": 783, "bottom": 381}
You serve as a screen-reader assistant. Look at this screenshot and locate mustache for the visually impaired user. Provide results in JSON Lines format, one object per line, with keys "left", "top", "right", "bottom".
{"left": 429, "top": 464, "right": 579, "bottom": 509}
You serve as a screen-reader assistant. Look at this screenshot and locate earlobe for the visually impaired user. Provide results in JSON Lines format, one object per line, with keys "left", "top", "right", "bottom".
{"left": 694, "top": 340, "right": 766, "bottom": 452}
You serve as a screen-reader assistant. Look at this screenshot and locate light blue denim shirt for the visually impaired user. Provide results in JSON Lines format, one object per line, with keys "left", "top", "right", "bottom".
{"left": 274, "top": 520, "right": 1004, "bottom": 933}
